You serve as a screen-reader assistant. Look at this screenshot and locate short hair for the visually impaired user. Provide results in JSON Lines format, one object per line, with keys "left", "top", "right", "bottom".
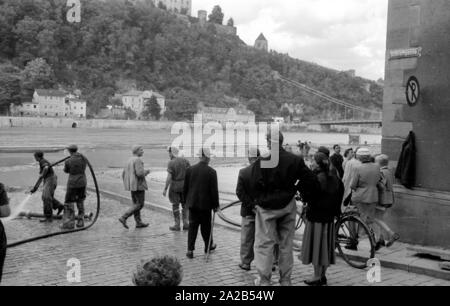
{"left": 344, "top": 148, "right": 353, "bottom": 158}
{"left": 34, "top": 151, "right": 44, "bottom": 159}
{"left": 333, "top": 144, "right": 340, "bottom": 150}
{"left": 266, "top": 130, "right": 284, "bottom": 146}
{"left": 375, "top": 154, "right": 389, "bottom": 167}
{"left": 318, "top": 146, "right": 330, "bottom": 158}
{"left": 132, "top": 145, "right": 143, "bottom": 155}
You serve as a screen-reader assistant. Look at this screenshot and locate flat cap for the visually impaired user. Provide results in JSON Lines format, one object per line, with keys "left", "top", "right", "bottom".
{"left": 66, "top": 144, "right": 78, "bottom": 151}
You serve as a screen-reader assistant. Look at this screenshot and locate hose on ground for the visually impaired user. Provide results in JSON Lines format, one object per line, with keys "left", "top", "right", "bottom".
{"left": 7, "top": 154, "right": 101, "bottom": 248}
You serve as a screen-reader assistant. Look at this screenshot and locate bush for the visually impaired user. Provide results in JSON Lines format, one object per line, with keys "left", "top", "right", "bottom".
{"left": 132, "top": 256, "right": 183, "bottom": 286}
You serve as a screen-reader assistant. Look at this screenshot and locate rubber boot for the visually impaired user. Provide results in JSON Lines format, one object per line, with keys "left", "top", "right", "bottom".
{"left": 182, "top": 208, "right": 189, "bottom": 231}
{"left": 170, "top": 211, "right": 181, "bottom": 231}
{"left": 61, "top": 203, "right": 75, "bottom": 230}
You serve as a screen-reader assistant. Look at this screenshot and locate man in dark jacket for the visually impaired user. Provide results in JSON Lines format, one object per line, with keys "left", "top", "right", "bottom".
{"left": 30, "top": 151, "right": 64, "bottom": 223}
{"left": 254, "top": 131, "right": 319, "bottom": 286}
{"left": 330, "top": 145, "right": 344, "bottom": 179}
{"left": 61, "top": 145, "right": 87, "bottom": 230}
{"left": 184, "top": 148, "right": 219, "bottom": 259}
{"left": 236, "top": 147, "right": 261, "bottom": 271}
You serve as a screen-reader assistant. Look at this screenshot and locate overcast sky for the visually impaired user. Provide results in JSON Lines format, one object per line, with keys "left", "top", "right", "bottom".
{"left": 192, "top": 0, "right": 388, "bottom": 81}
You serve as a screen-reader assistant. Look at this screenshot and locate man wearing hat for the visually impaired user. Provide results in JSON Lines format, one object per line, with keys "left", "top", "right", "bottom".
{"left": 349, "top": 148, "right": 381, "bottom": 249}
{"left": 163, "top": 146, "right": 191, "bottom": 232}
{"left": 61, "top": 145, "right": 88, "bottom": 229}
{"left": 183, "top": 148, "right": 219, "bottom": 259}
{"left": 119, "top": 145, "right": 151, "bottom": 229}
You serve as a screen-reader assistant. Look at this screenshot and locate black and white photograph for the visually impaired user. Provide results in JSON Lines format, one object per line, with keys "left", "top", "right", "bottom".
{"left": 0, "top": 0, "right": 449, "bottom": 292}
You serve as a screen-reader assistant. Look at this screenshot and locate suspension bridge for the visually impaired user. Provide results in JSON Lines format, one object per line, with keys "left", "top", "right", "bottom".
{"left": 272, "top": 72, "right": 383, "bottom": 128}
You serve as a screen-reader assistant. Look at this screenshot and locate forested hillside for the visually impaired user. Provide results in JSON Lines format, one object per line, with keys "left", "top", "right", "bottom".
{"left": 0, "top": 0, "right": 383, "bottom": 120}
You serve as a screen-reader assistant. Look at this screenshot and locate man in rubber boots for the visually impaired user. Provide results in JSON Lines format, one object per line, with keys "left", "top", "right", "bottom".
{"left": 30, "top": 151, "right": 64, "bottom": 223}
{"left": 119, "top": 145, "right": 151, "bottom": 229}
{"left": 163, "top": 146, "right": 190, "bottom": 232}
{"left": 61, "top": 145, "right": 87, "bottom": 230}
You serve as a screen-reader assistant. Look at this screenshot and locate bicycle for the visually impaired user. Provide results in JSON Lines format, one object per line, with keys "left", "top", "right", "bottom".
{"left": 295, "top": 198, "right": 376, "bottom": 269}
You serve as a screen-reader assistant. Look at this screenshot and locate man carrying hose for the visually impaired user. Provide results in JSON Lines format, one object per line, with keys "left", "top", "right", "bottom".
{"left": 61, "top": 145, "right": 87, "bottom": 230}
{"left": 30, "top": 151, "right": 64, "bottom": 223}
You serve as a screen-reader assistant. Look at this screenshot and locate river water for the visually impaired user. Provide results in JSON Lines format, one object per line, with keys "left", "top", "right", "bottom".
{"left": 0, "top": 127, "right": 381, "bottom": 187}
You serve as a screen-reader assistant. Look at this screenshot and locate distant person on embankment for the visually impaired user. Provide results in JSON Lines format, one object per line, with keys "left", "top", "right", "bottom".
{"left": 0, "top": 182, "right": 11, "bottom": 283}
{"left": 119, "top": 145, "right": 150, "bottom": 230}
{"left": 61, "top": 145, "right": 88, "bottom": 230}
{"left": 30, "top": 151, "right": 64, "bottom": 223}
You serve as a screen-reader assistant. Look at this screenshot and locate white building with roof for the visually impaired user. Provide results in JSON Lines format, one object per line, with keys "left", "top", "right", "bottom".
{"left": 121, "top": 90, "right": 166, "bottom": 119}
{"left": 195, "top": 107, "right": 255, "bottom": 124}
{"left": 11, "top": 89, "right": 86, "bottom": 118}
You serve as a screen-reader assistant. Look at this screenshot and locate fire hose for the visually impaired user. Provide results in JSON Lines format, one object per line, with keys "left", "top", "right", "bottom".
{"left": 7, "top": 154, "right": 101, "bottom": 248}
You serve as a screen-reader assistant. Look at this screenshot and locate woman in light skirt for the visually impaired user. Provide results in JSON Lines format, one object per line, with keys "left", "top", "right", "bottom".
{"left": 301, "top": 152, "right": 344, "bottom": 286}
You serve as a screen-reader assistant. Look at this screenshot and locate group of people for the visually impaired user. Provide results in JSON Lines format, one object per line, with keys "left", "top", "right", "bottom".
{"left": 0, "top": 133, "right": 400, "bottom": 286}
{"left": 235, "top": 140, "right": 400, "bottom": 286}
{"left": 118, "top": 145, "right": 219, "bottom": 259}
{"left": 0, "top": 144, "right": 89, "bottom": 283}
{"left": 30, "top": 145, "right": 88, "bottom": 229}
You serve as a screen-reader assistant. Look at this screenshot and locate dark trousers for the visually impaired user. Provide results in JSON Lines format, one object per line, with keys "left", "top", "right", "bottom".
{"left": 187, "top": 209, "right": 213, "bottom": 252}
{"left": 0, "top": 222, "right": 6, "bottom": 283}
{"left": 42, "top": 177, "right": 63, "bottom": 218}
{"left": 122, "top": 191, "right": 145, "bottom": 223}
{"left": 241, "top": 216, "right": 255, "bottom": 265}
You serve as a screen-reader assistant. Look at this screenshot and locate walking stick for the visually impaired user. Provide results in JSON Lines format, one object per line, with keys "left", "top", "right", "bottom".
{"left": 205, "top": 210, "right": 216, "bottom": 262}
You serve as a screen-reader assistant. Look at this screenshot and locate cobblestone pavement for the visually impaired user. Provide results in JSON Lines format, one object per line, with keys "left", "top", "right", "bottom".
{"left": 2, "top": 187, "right": 450, "bottom": 287}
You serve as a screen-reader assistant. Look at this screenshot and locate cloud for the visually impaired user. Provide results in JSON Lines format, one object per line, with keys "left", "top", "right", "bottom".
{"left": 192, "top": 0, "right": 388, "bottom": 80}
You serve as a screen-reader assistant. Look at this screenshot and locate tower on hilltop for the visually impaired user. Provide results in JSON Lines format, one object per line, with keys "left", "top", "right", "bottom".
{"left": 153, "top": 0, "right": 192, "bottom": 16}
{"left": 254, "top": 33, "right": 268, "bottom": 52}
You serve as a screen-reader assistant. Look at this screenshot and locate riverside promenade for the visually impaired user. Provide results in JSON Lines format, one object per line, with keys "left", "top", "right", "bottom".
{"left": 2, "top": 183, "right": 449, "bottom": 287}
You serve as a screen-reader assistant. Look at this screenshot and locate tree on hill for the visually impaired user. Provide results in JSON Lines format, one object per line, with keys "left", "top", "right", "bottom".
{"left": 0, "top": 63, "right": 21, "bottom": 114}
{"left": 0, "top": 0, "right": 383, "bottom": 121}
{"left": 142, "top": 95, "right": 161, "bottom": 120}
{"left": 227, "top": 18, "right": 234, "bottom": 27}
{"left": 208, "top": 5, "right": 224, "bottom": 25}
{"left": 125, "top": 107, "right": 137, "bottom": 120}
{"left": 21, "top": 58, "right": 55, "bottom": 100}
{"left": 157, "top": 1, "right": 167, "bottom": 10}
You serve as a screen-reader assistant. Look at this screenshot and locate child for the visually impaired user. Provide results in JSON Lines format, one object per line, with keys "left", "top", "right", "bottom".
{"left": 374, "top": 155, "right": 400, "bottom": 250}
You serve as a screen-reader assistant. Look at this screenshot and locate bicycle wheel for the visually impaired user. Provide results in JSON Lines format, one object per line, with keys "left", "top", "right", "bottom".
{"left": 335, "top": 215, "right": 375, "bottom": 269}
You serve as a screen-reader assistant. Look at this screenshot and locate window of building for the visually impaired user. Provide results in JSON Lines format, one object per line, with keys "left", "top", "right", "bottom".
{"left": 34, "top": 105, "right": 37, "bottom": 109}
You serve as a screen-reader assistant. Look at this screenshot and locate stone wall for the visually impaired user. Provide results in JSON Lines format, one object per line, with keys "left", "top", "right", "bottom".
{"left": 0, "top": 116, "right": 175, "bottom": 130}
{"left": 382, "top": 0, "right": 450, "bottom": 248}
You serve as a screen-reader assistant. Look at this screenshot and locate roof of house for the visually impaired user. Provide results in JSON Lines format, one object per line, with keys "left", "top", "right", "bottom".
{"left": 200, "top": 107, "right": 229, "bottom": 114}
{"left": 122, "top": 90, "right": 165, "bottom": 99}
{"left": 256, "top": 33, "right": 267, "bottom": 41}
{"left": 35, "top": 89, "right": 67, "bottom": 97}
{"left": 236, "top": 109, "right": 255, "bottom": 116}
{"left": 199, "top": 107, "right": 255, "bottom": 116}
{"left": 68, "top": 98, "right": 87, "bottom": 103}
{"left": 122, "top": 90, "right": 143, "bottom": 97}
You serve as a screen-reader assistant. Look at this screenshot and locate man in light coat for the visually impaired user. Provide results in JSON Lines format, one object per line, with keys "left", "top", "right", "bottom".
{"left": 350, "top": 148, "right": 381, "bottom": 231}
{"left": 119, "top": 145, "right": 151, "bottom": 229}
